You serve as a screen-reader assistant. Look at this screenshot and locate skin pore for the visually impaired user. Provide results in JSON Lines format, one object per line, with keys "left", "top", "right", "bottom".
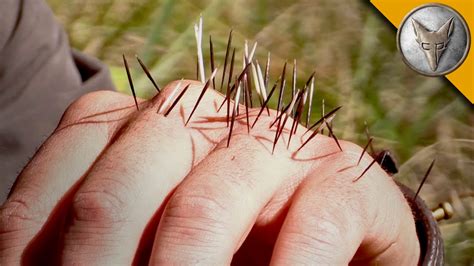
{"left": 0, "top": 80, "right": 419, "bottom": 265}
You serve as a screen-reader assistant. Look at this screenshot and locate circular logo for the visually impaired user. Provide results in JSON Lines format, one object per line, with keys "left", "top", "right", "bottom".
{"left": 397, "top": 3, "right": 470, "bottom": 76}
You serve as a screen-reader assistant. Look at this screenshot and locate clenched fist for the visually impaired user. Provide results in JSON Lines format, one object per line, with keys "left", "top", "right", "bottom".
{"left": 0, "top": 80, "right": 419, "bottom": 265}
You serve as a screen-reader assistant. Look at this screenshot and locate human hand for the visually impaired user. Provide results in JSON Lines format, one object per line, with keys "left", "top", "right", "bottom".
{"left": 0, "top": 80, "right": 419, "bottom": 265}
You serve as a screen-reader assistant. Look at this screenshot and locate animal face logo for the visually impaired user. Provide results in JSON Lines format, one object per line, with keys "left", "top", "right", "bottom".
{"left": 412, "top": 17, "right": 455, "bottom": 71}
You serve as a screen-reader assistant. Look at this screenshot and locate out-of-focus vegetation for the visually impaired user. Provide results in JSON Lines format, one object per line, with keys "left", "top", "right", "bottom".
{"left": 46, "top": 0, "right": 473, "bottom": 264}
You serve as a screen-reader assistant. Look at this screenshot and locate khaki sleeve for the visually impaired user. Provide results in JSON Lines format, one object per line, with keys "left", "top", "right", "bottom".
{"left": 0, "top": 0, "right": 115, "bottom": 202}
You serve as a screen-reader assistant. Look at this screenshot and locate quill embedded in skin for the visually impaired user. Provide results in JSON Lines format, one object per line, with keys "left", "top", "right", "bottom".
{"left": 185, "top": 69, "right": 218, "bottom": 125}
{"left": 122, "top": 54, "right": 139, "bottom": 111}
{"left": 414, "top": 159, "right": 436, "bottom": 199}
{"left": 136, "top": 55, "right": 160, "bottom": 92}
{"left": 157, "top": 79, "right": 182, "bottom": 114}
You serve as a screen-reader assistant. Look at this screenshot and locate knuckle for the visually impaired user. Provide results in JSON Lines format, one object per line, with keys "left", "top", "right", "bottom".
{"left": 283, "top": 231, "right": 336, "bottom": 263}
{"left": 157, "top": 80, "right": 224, "bottom": 114}
{"left": 284, "top": 213, "right": 345, "bottom": 258}
{"left": 0, "top": 198, "right": 38, "bottom": 232}
{"left": 160, "top": 192, "right": 228, "bottom": 244}
{"left": 61, "top": 90, "right": 125, "bottom": 124}
{"left": 71, "top": 188, "right": 125, "bottom": 225}
{"left": 0, "top": 198, "right": 39, "bottom": 251}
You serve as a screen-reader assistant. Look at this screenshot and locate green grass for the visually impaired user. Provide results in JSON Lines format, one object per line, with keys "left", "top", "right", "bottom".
{"left": 47, "top": 0, "right": 473, "bottom": 264}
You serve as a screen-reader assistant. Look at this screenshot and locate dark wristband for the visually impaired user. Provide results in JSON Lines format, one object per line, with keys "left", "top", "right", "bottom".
{"left": 397, "top": 182, "right": 444, "bottom": 266}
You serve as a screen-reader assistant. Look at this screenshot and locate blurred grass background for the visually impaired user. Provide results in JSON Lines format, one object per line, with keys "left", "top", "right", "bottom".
{"left": 46, "top": 0, "right": 473, "bottom": 264}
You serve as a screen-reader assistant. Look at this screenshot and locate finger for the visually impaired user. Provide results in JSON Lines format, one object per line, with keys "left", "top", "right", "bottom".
{"left": 149, "top": 111, "right": 318, "bottom": 265}
{"left": 61, "top": 80, "right": 229, "bottom": 265}
{"left": 0, "top": 90, "right": 135, "bottom": 264}
{"left": 271, "top": 145, "right": 420, "bottom": 265}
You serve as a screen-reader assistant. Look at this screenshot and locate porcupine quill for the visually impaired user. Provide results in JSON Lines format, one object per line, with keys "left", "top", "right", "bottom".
{"left": 221, "top": 63, "right": 250, "bottom": 128}
{"left": 196, "top": 56, "right": 199, "bottom": 80}
{"left": 293, "top": 72, "right": 315, "bottom": 135}
{"left": 273, "top": 91, "right": 301, "bottom": 152}
{"left": 365, "top": 121, "right": 376, "bottom": 155}
{"left": 357, "top": 137, "right": 373, "bottom": 166}
{"left": 353, "top": 158, "right": 377, "bottom": 182}
{"left": 164, "top": 84, "right": 191, "bottom": 117}
{"left": 218, "top": 60, "right": 249, "bottom": 112}
{"left": 157, "top": 79, "right": 182, "bottom": 114}
{"left": 305, "top": 105, "right": 342, "bottom": 134}
{"left": 271, "top": 106, "right": 284, "bottom": 154}
{"left": 220, "top": 30, "right": 233, "bottom": 92}
{"left": 122, "top": 54, "right": 139, "bottom": 111}
{"left": 264, "top": 52, "right": 271, "bottom": 88}
{"left": 227, "top": 81, "right": 242, "bottom": 147}
{"left": 269, "top": 88, "right": 300, "bottom": 129}
{"left": 255, "top": 60, "right": 270, "bottom": 115}
{"left": 243, "top": 77, "right": 250, "bottom": 133}
{"left": 251, "top": 78, "right": 280, "bottom": 128}
{"left": 325, "top": 121, "right": 343, "bottom": 151}
{"left": 353, "top": 151, "right": 388, "bottom": 182}
{"left": 414, "top": 159, "right": 436, "bottom": 200}
{"left": 306, "top": 76, "right": 315, "bottom": 127}
{"left": 297, "top": 106, "right": 342, "bottom": 152}
{"left": 321, "top": 99, "right": 325, "bottom": 135}
{"left": 287, "top": 90, "right": 306, "bottom": 148}
{"left": 194, "top": 15, "right": 205, "bottom": 83}
{"left": 291, "top": 59, "right": 297, "bottom": 98}
{"left": 217, "top": 48, "right": 236, "bottom": 113}
{"left": 185, "top": 68, "right": 218, "bottom": 126}
{"left": 141, "top": 16, "right": 434, "bottom": 204}
{"left": 276, "top": 62, "right": 287, "bottom": 119}
{"left": 209, "top": 35, "right": 216, "bottom": 90}
{"left": 136, "top": 55, "right": 161, "bottom": 92}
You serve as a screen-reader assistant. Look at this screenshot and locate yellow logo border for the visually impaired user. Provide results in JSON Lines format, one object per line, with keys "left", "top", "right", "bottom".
{"left": 371, "top": 0, "right": 473, "bottom": 103}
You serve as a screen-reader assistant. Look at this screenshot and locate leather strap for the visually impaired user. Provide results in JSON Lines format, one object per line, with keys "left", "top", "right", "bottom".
{"left": 397, "top": 182, "right": 444, "bottom": 266}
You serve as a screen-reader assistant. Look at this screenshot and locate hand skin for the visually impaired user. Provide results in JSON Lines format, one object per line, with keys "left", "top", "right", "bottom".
{"left": 0, "top": 80, "right": 420, "bottom": 265}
